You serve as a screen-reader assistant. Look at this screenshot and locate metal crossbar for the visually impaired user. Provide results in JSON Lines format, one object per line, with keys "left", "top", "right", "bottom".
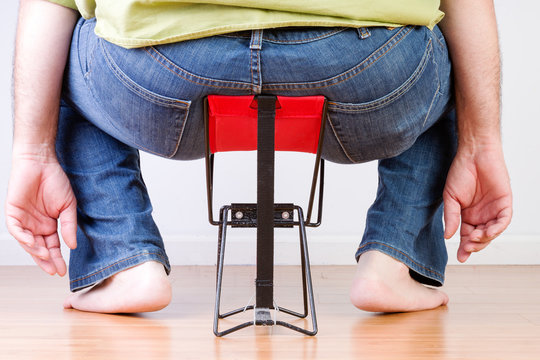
{"left": 204, "top": 95, "right": 327, "bottom": 336}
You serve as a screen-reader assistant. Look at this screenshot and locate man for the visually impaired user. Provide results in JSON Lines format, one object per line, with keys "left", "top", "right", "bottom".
{"left": 6, "top": 0, "right": 512, "bottom": 313}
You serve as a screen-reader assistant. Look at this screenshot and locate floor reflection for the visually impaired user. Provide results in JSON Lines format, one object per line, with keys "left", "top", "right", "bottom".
{"left": 67, "top": 312, "right": 172, "bottom": 359}
{"left": 350, "top": 306, "right": 449, "bottom": 358}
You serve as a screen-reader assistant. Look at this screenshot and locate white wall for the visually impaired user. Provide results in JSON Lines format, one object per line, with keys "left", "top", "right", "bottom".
{"left": 1, "top": 1, "right": 539, "bottom": 266}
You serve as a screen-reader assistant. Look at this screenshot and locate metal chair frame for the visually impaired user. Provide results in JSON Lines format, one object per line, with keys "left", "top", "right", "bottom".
{"left": 203, "top": 95, "right": 328, "bottom": 336}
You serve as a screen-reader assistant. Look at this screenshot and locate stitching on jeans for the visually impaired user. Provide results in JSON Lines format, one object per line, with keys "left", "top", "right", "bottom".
{"left": 92, "top": 42, "right": 191, "bottom": 158}
{"left": 217, "top": 28, "right": 346, "bottom": 43}
{"left": 359, "top": 27, "right": 371, "bottom": 39}
{"left": 256, "top": 47, "right": 261, "bottom": 92}
{"left": 83, "top": 35, "right": 99, "bottom": 79}
{"left": 422, "top": 78, "right": 440, "bottom": 127}
{"left": 101, "top": 42, "right": 189, "bottom": 108}
{"left": 250, "top": 43, "right": 254, "bottom": 92}
{"left": 356, "top": 241, "right": 444, "bottom": 279}
{"left": 265, "top": 26, "right": 413, "bottom": 90}
{"left": 144, "top": 47, "right": 252, "bottom": 89}
{"left": 256, "top": 31, "right": 262, "bottom": 92}
{"left": 249, "top": 30, "right": 263, "bottom": 93}
{"left": 326, "top": 40, "right": 434, "bottom": 113}
{"left": 430, "top": 27, "right": 446, "bottom": 49}
{"left": 421, "top": 43, "right": 441, "bottom": 127}
{"left": 327, "top": 113, "right": 355, "bottom": 163}
{"left": 70, "top": 252, "right": 168, "bottom": 284}
{"left": 88, "top": 75, "right": 189, "bottom": 158}
{"left": 262, "top": 26, "right": 414, "bottom": 91}
{"left": 217, "top": 33, "right": 251, "bottom": 39}
{"left": 261, "top": 28, "right": 347, "bottom": 44}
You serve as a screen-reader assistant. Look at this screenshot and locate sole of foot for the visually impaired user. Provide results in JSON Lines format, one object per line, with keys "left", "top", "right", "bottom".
{"left": 349, "top": 250, "right": 448, "bottom": 313}
{"left": 63, "top": 260, "right": 172, "bottom": 313}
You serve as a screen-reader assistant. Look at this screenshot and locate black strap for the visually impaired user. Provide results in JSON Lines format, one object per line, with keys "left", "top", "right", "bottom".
{"left": 255, "top": 95, "right": 276, "bottom": 308}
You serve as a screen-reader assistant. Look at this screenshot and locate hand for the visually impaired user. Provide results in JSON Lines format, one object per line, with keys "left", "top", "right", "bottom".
{"left": 5, "top": 151, "right": 77, "bottom": 276}
{"left": 443, "top": 144, "right": 512, "bottom": 262}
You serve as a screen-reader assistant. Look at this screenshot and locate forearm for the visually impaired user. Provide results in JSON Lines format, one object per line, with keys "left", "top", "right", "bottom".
{"left": 439, "top": 0, "right": 501, "bottom": 149}
{"left": 13, "top": 0, "right": 78, "bottom": 158}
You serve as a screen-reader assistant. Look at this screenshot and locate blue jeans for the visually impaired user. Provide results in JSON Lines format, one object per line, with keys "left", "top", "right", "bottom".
{"left": 58, "top": 18, "right": 455, "bottom": 291}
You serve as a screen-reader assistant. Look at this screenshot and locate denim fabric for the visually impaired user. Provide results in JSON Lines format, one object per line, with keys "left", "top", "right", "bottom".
{"left": 59, "top": 18, "right": 455, "bottom": 291}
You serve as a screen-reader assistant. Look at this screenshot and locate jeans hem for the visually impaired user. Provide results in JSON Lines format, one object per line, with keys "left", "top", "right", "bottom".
{"left": 354, "top": 241, "right": 444, "bottom": 287}
{"left": 69, "top": 250, "right": 171, "bottom": 292}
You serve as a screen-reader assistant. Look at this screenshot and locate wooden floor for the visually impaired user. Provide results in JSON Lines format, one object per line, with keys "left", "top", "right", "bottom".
{"left": 1, "top": 265, "right": 539, "bottom": 360}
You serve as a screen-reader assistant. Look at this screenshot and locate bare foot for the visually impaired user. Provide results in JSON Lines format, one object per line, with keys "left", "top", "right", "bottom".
{"left": 350, "top": 251, "right": 448, "bottom": 312}
{"left": 64, "top": 261, "right": 172, "bottom": 313}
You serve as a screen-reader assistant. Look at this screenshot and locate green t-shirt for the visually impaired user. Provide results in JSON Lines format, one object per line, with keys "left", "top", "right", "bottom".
{"left": 49, "top": 0, "right": 443, "bottom": 48}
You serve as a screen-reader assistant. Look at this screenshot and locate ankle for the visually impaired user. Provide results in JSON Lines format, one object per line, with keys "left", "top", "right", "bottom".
{"left": 355, "top": 251, "right": 410, "bottom": 279}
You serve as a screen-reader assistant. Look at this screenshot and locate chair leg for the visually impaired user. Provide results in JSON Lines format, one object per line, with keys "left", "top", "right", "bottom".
{"left": 299, "top": 224, "right": 309, "bottom": 318}
{"left": 297, "top": 208, "right": 318, "bottom": 335}
{"left": 213, "top": 207, "right": 227, "bottom": 335}
{"left": 276, "top": 206, "right": 318, "bottom": 335}
{"left": 214, "top": 206, "right": 254, "bottom": 337}
{"left": 212, "top": 205, "right": 318, "bottom": 336}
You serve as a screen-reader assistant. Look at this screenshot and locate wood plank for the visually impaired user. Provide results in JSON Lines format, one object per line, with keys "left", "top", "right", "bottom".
{"left": 0, "top": 265, "right": 539, "bottom": 359}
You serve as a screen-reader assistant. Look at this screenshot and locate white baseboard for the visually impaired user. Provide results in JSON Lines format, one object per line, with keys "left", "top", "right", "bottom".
{"left": 1, "top": 233, "right": 539, "bottom": 266}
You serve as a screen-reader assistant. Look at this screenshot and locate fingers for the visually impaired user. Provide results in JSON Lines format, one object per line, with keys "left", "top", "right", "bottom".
{"left": 31, "top": 254, "right": 58, "bottom": 275}
{"left": 19, "top": 240, "right": 50, "bottom": 260}
{"left": 10, "top": 225, "right": 67, "bottom": 276}
{"left": 457, "top": 237, "right": 492, "bottom": 263}
{"left": 486, "top": 207, "right": 512, "bottom": 238}
{"left": 26, "top": 234, "right": 66, "bottom": 276}
{"left": 443, "top": 193, "right": 461, "bottom": 239}
{"left": 6, "top": 217, "right": 36, "bottom": 248}
{"left": 457, "top": 245, "right": 471, "bottom": 263}
{"left": 59, "top": 197, "right": 77, "bottom": 250}
{"left": 44, "top": 233, "right": 67, "bottom": 276}
{"left": 458, "top": 215, "right": 509, "bottom": 263}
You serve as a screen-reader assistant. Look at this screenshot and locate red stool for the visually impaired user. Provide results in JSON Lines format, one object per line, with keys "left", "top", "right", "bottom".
{"left": 204, "top": 94, "right": 327, "bottom": 336}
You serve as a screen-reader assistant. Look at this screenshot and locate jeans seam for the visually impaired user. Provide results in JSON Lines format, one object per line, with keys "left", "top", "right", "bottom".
{"left": 217, "top": 33, "right": 251, "bottom": 39}
{"left": 82, "top": 35, "right": 99, "bottom": 79}
{"left": 430, "top": 27, "right": 446, "bottom": 50}
{"left": 356, "top": 241, "right": 444, "bottom": 279}
{"left": 422, "top": 41, "right": 442, "bottom": 127}
{"left": 69, "top": 251, "right": 169, "bottom": 284}
{"left": 327, "top": 40, "right": 434, "bottom": 113}
{"left": 249, "top": 30, "right": 263, "bottom": 93}
{"left": 262, "top": 26, "right": 414, "bottom": 91}
{"left": 422, "top": 80, "right": 440, "bottom": 128}
{"left": 101, "top": 42, "right": 190, "bottom": 109}
{"left": 93, "top": 105, "right": 188, "bottom": 159}
{"left": 327, "top": 113, "right": 355, "bottom": 163}
{"left": 250, "top": 45, "right": 254, "bottom": 92}
{"left": 144, "top": 47, "right": 253, "bottom": 90}
{"left": 261, "top": 28, "right": 347, "bottom": 44}
{"left": 78, "top": 19, "right": 99, "bottom": 79}
{"left": 88, "top": 46, "right": 190, "bottom": 158}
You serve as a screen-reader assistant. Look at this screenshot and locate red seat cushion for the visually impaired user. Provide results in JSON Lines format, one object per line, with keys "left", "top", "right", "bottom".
{"left": 207, "top": 95, "right": 325, "bottom": 154}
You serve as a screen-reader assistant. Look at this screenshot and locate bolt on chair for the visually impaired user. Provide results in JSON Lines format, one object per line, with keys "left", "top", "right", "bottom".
{"left": 204, "top": 94, "right": 328, "bottom": 336}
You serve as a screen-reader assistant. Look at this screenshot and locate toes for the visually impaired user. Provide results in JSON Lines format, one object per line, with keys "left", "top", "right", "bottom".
{"left": 63, "top": 295, "right": 74, "bottom": 309}
{"left": 441, "top": 291, "right": 449, "bottom": 306}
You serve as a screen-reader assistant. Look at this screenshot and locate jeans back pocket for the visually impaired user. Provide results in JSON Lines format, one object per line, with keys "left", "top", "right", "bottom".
{"left": 86, "top": 39, "right": 191, "bottom": 158}
{"left": 326, "top": 36, "right": 442, "bottom": 164}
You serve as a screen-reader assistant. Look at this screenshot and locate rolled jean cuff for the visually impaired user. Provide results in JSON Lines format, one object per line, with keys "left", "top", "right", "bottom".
{"left": 355, "top": 241, "right": 444, "bottom": 287}
{"left": 69, "top": 250, "right": 171, "bottom": 292}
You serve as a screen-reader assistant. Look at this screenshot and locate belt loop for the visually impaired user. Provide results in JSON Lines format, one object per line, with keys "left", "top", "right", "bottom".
{"left": 356, "top": 27, "right": 371, "bottom": 40}
{"left": 250, "top": 29, "right": 263, "bottom": 50}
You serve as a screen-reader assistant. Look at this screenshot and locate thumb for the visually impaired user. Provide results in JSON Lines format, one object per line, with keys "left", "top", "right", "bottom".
{"left": 443, "top": 192, "right": 461, "bottom": 239}
{"left": 59, "top": 197, "right": 77, "bottom": 249}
